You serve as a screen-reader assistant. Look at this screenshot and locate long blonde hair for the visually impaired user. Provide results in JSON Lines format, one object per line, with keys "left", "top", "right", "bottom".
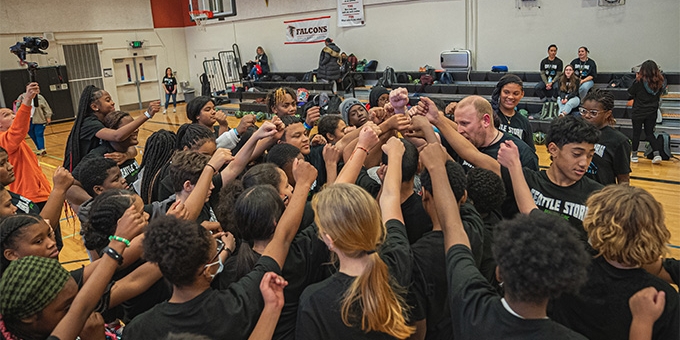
{"left": 312, "top": 184, "right": 414, "bottom": 338}
{"left": 584, "top": 185, "right": 669, "bottom": 267}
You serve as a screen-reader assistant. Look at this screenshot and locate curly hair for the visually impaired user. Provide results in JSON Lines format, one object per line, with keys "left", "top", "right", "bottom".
{"left": 103, "top": 110, "right": 131, "bottom": 129}
{"left": 0, "top": 215, "right": 44, "bottom": 273}
{"left": 420, "top": 160, "right": 466, "bottom": 202}
{"left": 466, "top": 167, "right": 506, "bottom": 214}
{"left": 81, "top": 189, "right": 135, "bottom": 253}
{"left": 72, "top": 157, "right": 119, "bottom": 197}
{"left": 265, "top": 87, "right": 296, "bottom": 114}
{"left": 266, "top": 144, "right": 301, "bottom": 169}
{"left": 546, "top": 114, "right": 599, "bottom": 148}
{"left": 583, "top": 88, "right": 616, "bottom": 125}
{"left": 185, "top": 96, "right": 214, "bottom": 123}
{"left": 584, "top": 185, "right": 669, "bottom": 267}
{"left": 168, "top": 151, "right": 210, "bottom": 193}
{"left": 493, "top": 212, "right": 589, "bottom": 303}
{"left": 638, "top": 60, "right": 665, "bottom": 92}
{"left": 175, "top": 123, "right": 215, "bottom": 151}
{"left": 143, "top": 215, "right": 212, "bottom": 287}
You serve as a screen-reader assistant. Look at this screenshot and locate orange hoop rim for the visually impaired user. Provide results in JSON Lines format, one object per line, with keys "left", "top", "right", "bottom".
{"left": 189, "top": 10, "right": 214, "bottom": 19}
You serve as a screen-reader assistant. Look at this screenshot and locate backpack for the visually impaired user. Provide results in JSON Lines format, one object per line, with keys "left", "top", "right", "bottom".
{"left": 347, "top": 54, "right": 358, "bottom": 71}
{"left": 200, "top": 73, "right": 211, "bottom": 96}
{"left": 271, "top": 75, "right": 283, "bottom": 81}
{"left": 491, "top": 65, "right": 508, "bottom": 72}
{"left": 608, "top": 74, "right": 635, "bottom": 88}
{"left": 301, "top": 71, "right": 314, "bottom": 82}
{"left": 439, "top": 71, "right": 454, "bottom": 84}
{"left": 644, "top": 132, "right": 675, "bottom": 160}
{"left": 540, "top": 102, "right": 558, "bottom": 120}
{"left": 417, "top": 74, "right": 434, "bottom": 93}
{"left": 355, "top": 59, "right": 368, "bottom": 72}
{"left": 396, "top": 72, "right": 410, "bottom": 84}
{"left": 377, "top": 67, "right": 397, "bottom": 88}
{"left": 364, "top": 60, "right": 378, "bottom": 72}
{"left": 284, "top": 76, "right": 297, "bottom": 82}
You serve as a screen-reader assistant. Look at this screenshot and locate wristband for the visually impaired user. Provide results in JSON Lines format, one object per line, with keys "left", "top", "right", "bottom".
{"left": 108, "top": 235, "right": 131, "bottom": 247}
{"left": 102, "top": 246, "right": 124, "bottom": 265}
{"left": 232, "top": 128, "right": 240, "bottom": 138}
{"left": 303, "top": 121, "right": 313, "bottom": 130}
{"left": 356, "top": 146, "right": 369, "bottom": 155}
{"left": 144, "top": 110, "right": 153, "bottom": 119}
{"left": 206, "top": 164, "right": 218, "bottom": 174}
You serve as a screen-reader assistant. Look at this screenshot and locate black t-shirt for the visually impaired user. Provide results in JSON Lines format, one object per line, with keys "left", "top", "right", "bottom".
{"left": 79, "top": 143, "right": 141, "bottom": 186}
{"left": 478, "top": 210, "right": 502, "bottom": 284}
{"left": 296, "top": 219, "right": 412, "bottom": 340}
{"left": 355, "top": 168, "right": 382, "bottom": 198}
{"left": 662, "top": 258, "right": 680, "bottom": 285}
{"left": 550, "top": 256, "right": 680, "bottom": 340}
{"left": 66, "top": 114, "right": 105, "bottom": 169}
{"left": 446, "top": 245, "right": 587, "bottom": 340}
{"left": 401, "top": 193, "right": 432, "bottom": 244}
{"left": 9, "top": 191, "right": 41, "bottom": 215}
{"left": 628, "top": 79, "right": 665, "bottom": 119}
{"left": 570, "top": 58, "right": 597, "bottom": 80}
{"left": 214, "top": 224, "right": 331, "bottom": 340}
{"left": 305, "top": 145, "right": 327, "bottom": 194}
{"left": 586, "top": 126, "right": 631, "bottom": 185}
{"left": 500, "top": 168, "right": 603, "bottom": 242}
{"left": 444, "top": 132, "right": 538, "bottom": 172}
{"left": 498, "top": 113, "right": 535, "bottom": 152}
{"left": 123, "top": 256, "right": 281, "bottom": 340}
{"left": 163, "top": 76, "right": 177, "bottom": 92}
{"left": 540, "top": 57, "right": 563, "bottom": 84}
{"left": 410, "top": 204, "right": 485, "bottom": 339}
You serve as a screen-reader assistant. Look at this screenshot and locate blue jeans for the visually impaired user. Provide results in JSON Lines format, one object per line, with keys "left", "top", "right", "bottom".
{"left": 28, "top": 123, "right": 46, "bottom": 150}
{"left": 558, "top": 97, "right": 580, "bottom": 116}
{"left": 249, "top": 67, "right": 259, "bottom": 80}
{"left": 165, "top": 92, "right": 177, "bottom": 109}
{"left": 578, "top": 80, "right": 594, "bottom": 99}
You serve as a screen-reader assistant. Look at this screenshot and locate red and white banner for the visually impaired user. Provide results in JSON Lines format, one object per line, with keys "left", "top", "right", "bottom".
{"left": 284, "top": 16, "right": 330, "bottom": 44}
{"left": 338, "top": 0, "right": 365, "bottom": 27}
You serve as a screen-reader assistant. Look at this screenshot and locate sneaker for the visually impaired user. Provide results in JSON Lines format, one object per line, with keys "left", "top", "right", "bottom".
{"left": 652, "top": 155, "right": 662, "bottom": 164}
{"left": 163, "top": 109, "right": 167, "bottom": 114}
{"left": 631, "top": 155, "right": 638, "bottom": 163}
{"left": 37, "top": 149, "right": 46, "bottom": 156}
{"left": 173, "top": 108, "right": 176, "bottom": 113}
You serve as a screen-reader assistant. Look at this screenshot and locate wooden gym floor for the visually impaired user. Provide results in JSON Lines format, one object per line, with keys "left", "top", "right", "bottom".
{"left": 32, "top": 103, "right": 680, "bottom": 271}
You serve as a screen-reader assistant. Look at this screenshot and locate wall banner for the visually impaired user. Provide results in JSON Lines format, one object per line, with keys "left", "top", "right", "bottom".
{"left": 338, "top": 0, "right": 365, "bottom": 27}
{"left": 284, "top": 16, "right": 330, "bottom": 44}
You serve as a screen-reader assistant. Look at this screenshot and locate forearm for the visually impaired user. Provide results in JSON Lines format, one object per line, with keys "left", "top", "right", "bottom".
{"left": 248, "top": 304, "right": 283, "bottom": 340}
{"left": 66, "top": 183, "right": 92, "bottom": 207}
{"left": 629, "top": 319, "right": 654, "bottom": 340}
{"left": 252, "top": 137, "right": 277, "bottom": 163}
{"left": 436, "top": 117, "right": 500, "bottom": 175}
{"left": 185, "top": 166, "right": 215, "bottom": 220}
{"left": 582, "top": 76, "right": 593, "bottom": 83}
{"left": 40, "top": 187, "right": 68, "bottom": 230}
{"left": 430, "top": 166, "right": 469, "bottom": 250}
{"left": 336, "top": 146, "right": 368, "bottom": 184}
{"left": 97, "top": 116, "right": 148, "bottom": 142}
{"left": 616, "top": 174, "right": 630, "bottom": 185}
{"left": 108, "top": 263, "right": 163, "bottom": 308}
{"left": 263, "top": 180, "right": 310, "bottom": 268}
{"left": 508, "top": 165, "right": 537, "bottom": 214}
{"left": 6, "top": 104, "right": 32, "bottom": 145}
{"left": 222, "top": 134, "right": 259, "bottom": 184}
{"left": 325, "top": 161, "right": 338, "bottom": 184}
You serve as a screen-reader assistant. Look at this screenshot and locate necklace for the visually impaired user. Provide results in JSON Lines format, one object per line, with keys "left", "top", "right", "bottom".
{"left": 503, "top": 114, "right": 512, "bottom": 125}
{"left": 483, "top": 130, "right": 502, "bottom": 148}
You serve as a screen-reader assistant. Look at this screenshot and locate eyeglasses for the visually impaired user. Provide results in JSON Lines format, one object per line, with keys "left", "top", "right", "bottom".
{"left": 578, "top": 107, "right": 603, "bottom": 117}
{"left": 206, "top": 238, "right": 225, "bottom": 266}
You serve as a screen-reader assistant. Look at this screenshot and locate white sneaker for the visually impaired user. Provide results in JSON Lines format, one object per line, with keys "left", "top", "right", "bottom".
{"left": 631, "top": 155, "right": 638, "bottom": 163}
{"left": 173, "top": 108, "right": 176, "bottom": 113}
{"left": 652, "top": 155, "right": 662, "bottom": 164}
{"left": 163, "top": 109, "right": 167, "bottom": 114}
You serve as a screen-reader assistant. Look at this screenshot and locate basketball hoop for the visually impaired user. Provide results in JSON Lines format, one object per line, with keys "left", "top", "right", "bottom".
{"left": 189, "top": 10, "right": 213, "bottom": 31}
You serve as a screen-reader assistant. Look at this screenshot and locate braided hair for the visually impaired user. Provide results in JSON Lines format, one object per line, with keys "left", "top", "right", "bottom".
{"left": 81, "top": 189, "right": 135, "bottom": 253}
{"left": 490, "top": 74, "right": 523, "bottom": 125}
{"left": 0, "top": 215, "right": 43, "bottom": 274}
{"left": 583, "top": 88, "right": 616, "bottom": 125}
{"left": 139, "top": 130, "right": 177, "bottom": 203}
{"left": 64, "top": 85, "right": 106, "bottom": 171}
{"left": 175, "top": 123, "right": 215, "bottom": 151}
{"left": 265, "top": 87, "right": 296, "bottom": 114}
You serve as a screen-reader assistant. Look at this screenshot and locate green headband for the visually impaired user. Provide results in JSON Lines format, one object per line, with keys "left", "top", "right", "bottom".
{"left": 0, "top": 256, "right": 70, "bottom": 319}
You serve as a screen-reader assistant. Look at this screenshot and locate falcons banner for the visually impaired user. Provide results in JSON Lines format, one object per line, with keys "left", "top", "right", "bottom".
{"left": 284, "top": 16, "right": 330, "bottom": 44}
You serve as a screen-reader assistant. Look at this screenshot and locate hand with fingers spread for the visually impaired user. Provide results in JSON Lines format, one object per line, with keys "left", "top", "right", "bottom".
{"left": 52, "top": 166, "right": 75, "bottom": 192}
{"left": 166, "top": 200, "right": 188, "bottom": 220}
{"left": 357, "top": 125, "right": 380, "bottom": 151}
{"left": 389, "top": 87, "right": 409, "bottom": 114}
{"left": 115, "top": 206, "right": 147, "bottom": 244}
{"left": 292, "top": 159, "right": 318, "bottom": 189}
{"left": 417, "top": 97, "right": 442, "bottom": 126}
{"left": 237, "top": 114, "right": 257, "bottom": 135}
{"left": 420, "top": 143, "right": 448, "bottom": 171}
{"left": 146, "top": 100, "right": 162, "bottom": 118}
{"left": 497, "top": 140, "right": 521, "bottom": 170}
{"left": 305, "top": 106, "right": 321, "bottom": 128}
{"left": 21, "top": 83, "right": 40, "bottom": 106}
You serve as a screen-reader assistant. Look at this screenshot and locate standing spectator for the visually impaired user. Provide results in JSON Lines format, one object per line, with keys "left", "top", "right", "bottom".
{"left": 557, "top": 65, "right": 581, "bottom": 117}
{"left": 163, "top": 67, "right": 177, "bottom": 114}
{"left": 248, "top": 46, "right": 269, "bottom": 81}
{"left": 15, "top": 92, "right": 52, "bottom": 155}
{"left": 629, "top": 60, "right": 666, "bottom": 164}
{"left": 317, "top": 38, "right": 341, "bottom": 83}
{"left": 491, "top": 74, "right": 535, "bottom": 151}
{"left": 570, "top": 46, "right": 597, "bottom": 99}
{"left": 535, "top": 44, "right": 563, "bottom": 102}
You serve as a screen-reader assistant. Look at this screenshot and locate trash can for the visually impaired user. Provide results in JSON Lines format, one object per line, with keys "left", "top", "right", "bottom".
{"left": 180, "top": 81, "right": 196, "bottom": 102}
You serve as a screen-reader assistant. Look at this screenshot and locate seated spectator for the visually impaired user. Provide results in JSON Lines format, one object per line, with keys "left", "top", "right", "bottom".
{"left": 557, "top": 65, "right": 581, "bottom": 117}
{"left": 570, "top": 46, "right": 597, "bottom": 99}
{"left": 247, "top": 46, "right": 269, "bottom": 81}
{"left": 535, "top": 44, "right": 563, "bottom": 101}
{"left": 491, "top": 74, "right": 535, "bottom": 151}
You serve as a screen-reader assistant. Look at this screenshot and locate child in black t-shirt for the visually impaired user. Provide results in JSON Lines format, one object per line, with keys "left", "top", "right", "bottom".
{"left": 419, "top": 142, "right": 589, "bottom": 340}
{"left": 296, "top": 137, "right": 414, "bottom": 340}
{"left": 163, "top": 67, "right": 177, "bottom": 113}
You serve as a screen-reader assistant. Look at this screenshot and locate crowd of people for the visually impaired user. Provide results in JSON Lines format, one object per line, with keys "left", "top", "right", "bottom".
{"left": 0, "top": 50, "right": 675, "bottom": 340}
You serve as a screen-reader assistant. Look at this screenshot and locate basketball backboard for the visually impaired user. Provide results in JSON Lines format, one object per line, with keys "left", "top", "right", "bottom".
{"left": 189, "top": 0, "right": 236, "bottom": 20}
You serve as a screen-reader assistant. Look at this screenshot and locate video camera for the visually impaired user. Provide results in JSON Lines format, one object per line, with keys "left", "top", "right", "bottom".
{"left": 10, "top": 37, "right": 49, "bottom": 62}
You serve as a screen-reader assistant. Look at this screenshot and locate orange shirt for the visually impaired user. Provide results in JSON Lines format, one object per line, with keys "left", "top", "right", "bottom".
{"left": 1, "top": 104, "right": 51, "bottom": 202}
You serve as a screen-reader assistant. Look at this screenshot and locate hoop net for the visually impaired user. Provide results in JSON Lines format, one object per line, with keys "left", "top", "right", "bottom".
{"left": 190, "top": 10, "right": 213, "bottom": 31}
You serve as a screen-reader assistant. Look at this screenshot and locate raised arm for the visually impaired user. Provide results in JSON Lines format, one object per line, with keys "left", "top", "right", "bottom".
{"left": 420, "top": 143, "right": 469, "bottom": 251}
{"left": 379, "top": 137, "right": 405, "bottom": 224}
{"left": 336, "top": 125, "right": 380, "bottom": 184}
{"left": 221, "top": 121, "right": 278, "bottom": 184}
{"left": 40, "top": 167, "right": 74, "bottom": 230}
{"left": 248, "top": 272, "right": 288, "bottom": 340}
{"left": 261, "top": 159, "right": 317, "bottom": 268}
{"left": 629, "top": 287, "right": 665, "bottom": 340}
{"left": 95, "top": 101, "right": 160, "bottom": 142}
{"left": 496, "top": 140, "right": 537, "bottom": 214}
{"left": 183, "top": 148, "right": 233, "bottom": 221}
{"left": 252, "top": 116, "right": 286, "bottom": 163}
{"left": 4, "top": 83, "right": 39, "bottom": 148}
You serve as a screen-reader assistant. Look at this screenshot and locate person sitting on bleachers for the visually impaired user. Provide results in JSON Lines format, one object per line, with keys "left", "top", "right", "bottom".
{"left": 535, "top": 44, "right": 563, "bottom": 102}
{"left": 491, "top": 74, "right": 535, "bottom": 151}
{"left": 557, "top": 65, "right": 581, "bottom": 117}
{"left": 570, "top": 46, "right": 597, "bottom": 99}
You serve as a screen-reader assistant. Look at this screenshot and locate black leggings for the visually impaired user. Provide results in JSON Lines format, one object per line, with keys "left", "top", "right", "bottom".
{"left": 631, "top": 113, "right": 660, "bottom": 153}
